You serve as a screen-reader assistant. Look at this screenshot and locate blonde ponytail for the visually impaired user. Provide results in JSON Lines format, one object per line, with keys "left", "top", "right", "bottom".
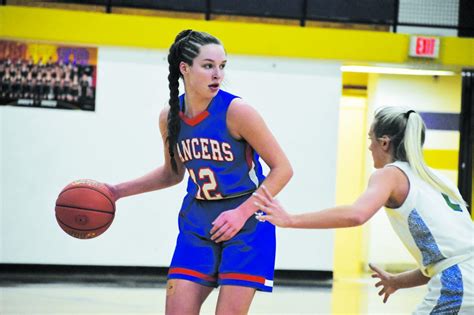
{"left": 373, "top": 107, "right": 467, "bottom": 207}
{"left": 403, "top": 112, "right": 467, "bottom": 207}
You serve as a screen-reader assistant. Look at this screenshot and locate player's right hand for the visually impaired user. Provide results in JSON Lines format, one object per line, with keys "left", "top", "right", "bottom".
{"left": 210, "top": 209, "right": 247, "bottom": 242}
{"left": 104, "top": 183, "right": 119, "bottom": 202}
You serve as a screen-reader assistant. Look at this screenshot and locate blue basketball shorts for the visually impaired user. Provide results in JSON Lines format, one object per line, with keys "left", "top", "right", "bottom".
{"left": 167, "top": 193, "right": 276, "bottom": 292}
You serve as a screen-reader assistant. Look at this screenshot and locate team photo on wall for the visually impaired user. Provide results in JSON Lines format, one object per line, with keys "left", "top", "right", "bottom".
{"left": 0, "top": 40, "right": 97, "bottom": 111}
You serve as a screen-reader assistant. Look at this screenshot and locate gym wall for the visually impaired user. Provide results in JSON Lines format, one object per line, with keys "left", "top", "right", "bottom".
{"left": 1, "top": 5, "right": 473, "bottom": 273}
{"left": 1, "top": 46, "right": 341, "bottom": 270}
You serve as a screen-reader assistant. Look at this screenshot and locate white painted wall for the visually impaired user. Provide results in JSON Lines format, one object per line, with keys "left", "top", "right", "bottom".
{"left": 224, "top": 56, "right": 341, "bottom": 270}
{"left": 365, "top": 73, "right": 462, "bottom": 267}
{"left": 1, "top": 47, "right": 341, "bottom": 270}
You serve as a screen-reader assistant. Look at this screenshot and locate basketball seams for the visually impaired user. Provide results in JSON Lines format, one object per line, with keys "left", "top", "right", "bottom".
{"left": 55, "top": 180, "right": 116, "bottom": 239}
{"left": 58, "top": 186, "right": 115, "bottom": 212}
{"left": 56, "top": 215, "right": 112, "bottom": 232}
{"left": 55, "top": 204, "right": 115, "bottom": 215}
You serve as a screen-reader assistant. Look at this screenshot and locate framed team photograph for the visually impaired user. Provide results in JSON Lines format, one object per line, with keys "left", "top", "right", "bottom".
{"left": 0, "top": 40, "right": 97, "bottom": 111}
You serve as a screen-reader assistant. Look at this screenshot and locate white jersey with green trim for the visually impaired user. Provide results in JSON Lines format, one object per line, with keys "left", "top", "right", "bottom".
{"left": 384, "top": 161, "right": 474, "bottom": 277}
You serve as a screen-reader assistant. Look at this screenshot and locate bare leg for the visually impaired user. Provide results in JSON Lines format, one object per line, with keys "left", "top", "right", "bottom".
{"left": 215, "top": 285, "right": 256, "bottom": 315}
{"left": 165, "top": 279, "right": 214, "bottom": 315}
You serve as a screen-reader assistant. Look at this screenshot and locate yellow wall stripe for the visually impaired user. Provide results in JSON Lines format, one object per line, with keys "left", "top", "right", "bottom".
{"left": 441, "top": 37, "right": 474, "bottom": 66}
{"left": 1, "top": 6, "right": 473, "bottom": 66}
{"left": 424, "top": 149, "right": 459, "bottom": 170}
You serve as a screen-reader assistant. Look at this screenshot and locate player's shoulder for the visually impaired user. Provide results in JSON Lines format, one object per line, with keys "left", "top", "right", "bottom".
{"left": 370, "top": 164, "right": 407, "bottom": 187}
{"left": 159, "top": 106, "right": 170, "bottom": 122}
{"left": 158, "top": 106, "right": 171, "bottom": 133}
{"left": 228, "top": 97, "right": 259, "bottom": 119}
{"left": 379, "top": 164, "right": 406, "bottom": 176}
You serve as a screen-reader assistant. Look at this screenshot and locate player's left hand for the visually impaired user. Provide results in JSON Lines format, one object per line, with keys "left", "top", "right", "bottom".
{"left": 369, "top": 263, "right": 399, "bottom": 303}
{"left": 210, "top": 209, "right": 247, "bottom": 243}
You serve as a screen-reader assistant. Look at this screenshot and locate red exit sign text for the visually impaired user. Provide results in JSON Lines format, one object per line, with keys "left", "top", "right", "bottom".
{"left": 409, "top": 36, "right": 440, "bottom": 58}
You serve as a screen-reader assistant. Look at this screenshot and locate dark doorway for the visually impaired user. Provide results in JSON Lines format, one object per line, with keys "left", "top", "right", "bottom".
{"left": 458, "top": 69, "right": 474, "bottom": 212}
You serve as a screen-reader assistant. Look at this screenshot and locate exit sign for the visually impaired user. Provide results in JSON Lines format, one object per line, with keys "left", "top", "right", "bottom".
{"left": 409, "top": 36, "right": 440, "bottom": 58}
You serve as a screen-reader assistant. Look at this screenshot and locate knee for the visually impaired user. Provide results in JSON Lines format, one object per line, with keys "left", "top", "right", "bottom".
{"left": 166, "top": 298, "right": 201, "bottom": 315}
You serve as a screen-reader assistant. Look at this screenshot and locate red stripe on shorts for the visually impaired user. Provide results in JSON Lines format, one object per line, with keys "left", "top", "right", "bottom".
{"left": 168, "top": 267, "right": 216, "bottom": 282}
{"left": 219, "top": 273, "right": 266, "bottom": 284}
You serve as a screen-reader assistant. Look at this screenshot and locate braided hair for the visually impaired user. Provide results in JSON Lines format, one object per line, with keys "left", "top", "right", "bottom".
{"left": 166, "top": 30, "right": 221, "bottom": 173}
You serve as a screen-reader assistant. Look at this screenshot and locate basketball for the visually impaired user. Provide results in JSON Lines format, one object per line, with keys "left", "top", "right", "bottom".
{"left": 55, "top": 179, "right": 115, "bottom": 239}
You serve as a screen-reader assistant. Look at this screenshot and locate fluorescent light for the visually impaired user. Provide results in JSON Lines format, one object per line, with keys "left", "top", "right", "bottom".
{"left": 341, "top": 65, "right": 455, "bottom": 76}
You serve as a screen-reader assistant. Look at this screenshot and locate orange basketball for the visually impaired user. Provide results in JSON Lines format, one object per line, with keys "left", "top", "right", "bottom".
{"left": 55, "top": 179, "right": 115, "bottom": 239}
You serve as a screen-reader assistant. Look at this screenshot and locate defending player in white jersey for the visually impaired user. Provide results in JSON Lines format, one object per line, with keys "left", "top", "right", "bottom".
{"left": 255, "top": 106, "right": 473, "bottom": 314}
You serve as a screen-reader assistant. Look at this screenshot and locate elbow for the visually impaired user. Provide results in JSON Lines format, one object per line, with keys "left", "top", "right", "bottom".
{"left": 166, "top": 170, "right": 184, "bottom": 187}
{"left": 348, "top": 211, "right": 369, "bottom": 227}
{"left": 343, "top": 204, "right": 372, "bottom": 227}
{"left": 269, "top": 160, "right": 293, "bottom": 186}
{"left": 350, "top": 216, "right": 365, "bottom": 227}
{"left": 283, "top": 164, "right": 294, "bottom": 184}
{"left": 171, "top": 172, "right": 184, "bottom": 186}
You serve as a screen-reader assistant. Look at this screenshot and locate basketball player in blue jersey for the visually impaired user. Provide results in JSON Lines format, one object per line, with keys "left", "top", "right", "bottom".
{"left": 106, "top": 30, "right": 292, "bottom": 315}
{"left": 255, "top": 107, "right": 473, "bottom": 314}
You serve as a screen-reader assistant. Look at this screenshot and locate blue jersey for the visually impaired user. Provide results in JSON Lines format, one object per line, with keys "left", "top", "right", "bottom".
{"left": 176, "top": 90, "right": 265, "bottom": 200}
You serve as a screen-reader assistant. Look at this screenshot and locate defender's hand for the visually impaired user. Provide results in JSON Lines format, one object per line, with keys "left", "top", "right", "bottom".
{"left": 369, "top": 263, "right": 399, "bottom": 303}
{"left": 253, "top": 185, "right": 292, "bottom": 228}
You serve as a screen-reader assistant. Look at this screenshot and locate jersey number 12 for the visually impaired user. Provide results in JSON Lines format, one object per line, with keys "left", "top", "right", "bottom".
{"left": 189, "top": 168, "right": 223, "bottom": 200}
